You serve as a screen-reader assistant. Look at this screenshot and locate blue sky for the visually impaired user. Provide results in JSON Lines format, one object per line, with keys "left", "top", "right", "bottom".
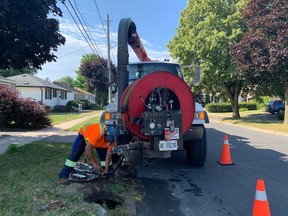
{"left": 37, "top": 0, "right": 187, "bottom": 81}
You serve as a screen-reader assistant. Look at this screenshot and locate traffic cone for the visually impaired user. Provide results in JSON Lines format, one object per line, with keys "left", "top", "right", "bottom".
{"left": 253, "top": 179, "right": 271, "bottom": 216}
{"left": 217, "top": 135, "right": 235, "bottom": 165}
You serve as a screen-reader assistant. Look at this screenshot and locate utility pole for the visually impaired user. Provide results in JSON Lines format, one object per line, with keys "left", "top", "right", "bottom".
{"left": 107, "top": 14, "right": 112, "bottom": 103}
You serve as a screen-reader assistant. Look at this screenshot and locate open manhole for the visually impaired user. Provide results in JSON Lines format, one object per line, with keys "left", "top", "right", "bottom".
{"left": 82, "top": 186, "right": 124, "bottom": 210}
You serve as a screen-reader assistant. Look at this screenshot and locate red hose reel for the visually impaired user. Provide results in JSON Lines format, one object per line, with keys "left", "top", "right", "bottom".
{"left": 120, "top": 71, "right": 195, "bottom": 140}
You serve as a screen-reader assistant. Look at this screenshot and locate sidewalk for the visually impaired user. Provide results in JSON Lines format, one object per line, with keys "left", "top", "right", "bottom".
{"left": 0, "top": 112, "right": 103, "bottom": 155}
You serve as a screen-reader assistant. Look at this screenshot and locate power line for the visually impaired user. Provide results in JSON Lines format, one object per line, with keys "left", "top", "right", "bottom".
{"left": 62, "top": 0, "right": 109, "bottom": 71}
{"left": 67, "top": 0, "right": 102, "bottom": 57}
{"left": 72, "top": 0, "right": 104, "bottom": 59}
{"left": 70, "top": 0, "right": 108, "bottom": 71}
{"left": 59, "top": 45, "right": 89, "bottom": 58}
{"left": 62, "top": 1, "right": 97, "bottom": 56}
{"left": 93, "top": 0, "right": 107, "bottom": 36}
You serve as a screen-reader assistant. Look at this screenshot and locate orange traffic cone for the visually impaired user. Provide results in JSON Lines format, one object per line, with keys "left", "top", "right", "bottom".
{"left": 253, "top": 179, "right": 271, "bottom": 216}
{"left": 217, "top": 135, "right": 235, "bottom": 165}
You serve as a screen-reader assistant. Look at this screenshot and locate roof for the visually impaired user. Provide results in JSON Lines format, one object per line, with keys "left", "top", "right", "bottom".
{"left": 74, "top": 87, "right": 95, "bottom": 96}
{"left": 8, "top": 74, "right": 69, "bottom": 91}
{"left": 0, "top": 76, "right": 16, "bottom": 84}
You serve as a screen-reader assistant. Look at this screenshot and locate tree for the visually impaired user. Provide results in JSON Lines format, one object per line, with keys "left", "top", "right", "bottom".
{"left": 76, "top": 54, "right": 116, "bottom": 106}
{"left": 74, "top": 73, "right": 89, "bottom": 91}
{"left": 168, "top": 0, "right": 249, "bottom": 118}
{"left": 0, "top": 0, "right": 65, "bottom": 70}
{"left": 54, "top": 75, "right": 74, "bottom": 89}
{"left": 0, "top": 65, "right": 37, "bottom": 77}
{"left": 230, "top": 0, "right": 288, "bottom": 123}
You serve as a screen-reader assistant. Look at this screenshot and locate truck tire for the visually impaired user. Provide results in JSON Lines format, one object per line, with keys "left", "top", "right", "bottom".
{"left": 185, "top": 127, "right": 207, "bottom": 166}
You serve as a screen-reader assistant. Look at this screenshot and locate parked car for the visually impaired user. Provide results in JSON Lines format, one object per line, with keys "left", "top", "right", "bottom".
{"left": 265, "top": 100, "right": 285, "bottom": 114}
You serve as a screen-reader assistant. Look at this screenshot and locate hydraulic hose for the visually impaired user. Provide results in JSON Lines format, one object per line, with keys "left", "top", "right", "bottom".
{"left": 117, "top": 18, "right": 137, "bottom": 112}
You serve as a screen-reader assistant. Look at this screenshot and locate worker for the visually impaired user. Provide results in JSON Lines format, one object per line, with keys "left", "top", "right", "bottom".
{"left": 59, "top": 123, "right": 119, "bottom": 183}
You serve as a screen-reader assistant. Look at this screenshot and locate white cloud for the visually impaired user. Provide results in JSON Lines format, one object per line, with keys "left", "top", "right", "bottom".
{"left": 37, "top": 18, "right": 172, "bottom": 81}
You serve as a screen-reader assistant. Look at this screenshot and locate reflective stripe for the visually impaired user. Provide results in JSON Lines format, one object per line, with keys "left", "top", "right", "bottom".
{"left": 255, "top": 190, "right": 267, "bottom": 201}
{"left": 82, "top": 123, "right": 91, "bottom": 132}
{"left": 65, "top": 159, "right": 76, "bottom": 167}
{"left": 100, "top": 123, "right": 104, "bottom": 136}
{"left": 106, "top": 142, "right": 111, "bottom": 148}
{"left": 224, "top": 139, "right": 228, "bottom": 144}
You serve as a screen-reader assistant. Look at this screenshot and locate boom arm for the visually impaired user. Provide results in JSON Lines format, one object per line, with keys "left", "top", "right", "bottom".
{"left": 128, "top": 32, "right": 150, "bottom": 62}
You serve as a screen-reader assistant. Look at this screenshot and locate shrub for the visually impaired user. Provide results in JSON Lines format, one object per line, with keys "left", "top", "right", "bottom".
{"left": 6, "top": 144, "right": 19, "bottom": 153}
{"left": 239, "top": 102, "right": 257, "bottom": 110}
{"left": 54, "top": 105, "right": 69, "bottom": 112}
{"left": 0, "top": 85, "right": 51, "bottom": 129}
{"left": 66, "top": 100, "right": 79, "bottom": 112}
{"left": 0, "top": 85, "right": 21, "bottom": 127}
{"left": 66, "top": 99, "right": 94, "bottom": 110}
{"left": 205, "top": 102, "right": 258, "bottom": 113}
{"left": 205, "top": 103, "right": 232, "bottom": 112}
{"left": 79, "top": 99, "right": 92, "bottom": 110}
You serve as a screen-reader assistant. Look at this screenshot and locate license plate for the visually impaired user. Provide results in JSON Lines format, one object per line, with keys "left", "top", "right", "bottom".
{"left": 159, "top": 140, "right": 178, "bottom": 151}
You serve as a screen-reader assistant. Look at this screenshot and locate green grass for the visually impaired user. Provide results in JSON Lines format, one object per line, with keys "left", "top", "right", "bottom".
{"left": 208, "top": 109, "right": 288, "bottom": 134}
{"left": 49, "top": 110, "right": 103, "bottom": 125}
{"left": 0, "top": 142, "right": 138, "bottom": 216}
{"left": 66, "top": 116, "right": 101, "bottom": 132}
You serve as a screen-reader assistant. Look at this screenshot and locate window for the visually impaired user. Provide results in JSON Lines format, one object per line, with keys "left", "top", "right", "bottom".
{"left": 128, "top": 62, "right": 184, "bottom": 83}
{"left": 59, "top": 91, "right": 67, "bottom": 99}
{"left": 45, "top": 88, "right": 52, "bottom": 99}
{"left": 53, "top": 89, "right": 57, "bottom": 98}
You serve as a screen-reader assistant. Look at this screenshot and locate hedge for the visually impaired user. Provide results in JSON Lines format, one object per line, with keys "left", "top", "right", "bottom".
{"left": 0, "top": 85, "right": 51, "bottom": 129}
{"left": 205, "top": 102, "right": 258, "bottom": 113}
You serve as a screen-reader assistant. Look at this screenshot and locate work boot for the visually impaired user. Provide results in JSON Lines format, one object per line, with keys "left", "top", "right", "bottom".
{"left": 58, "top": 178, "right": 70, "bottom": 185}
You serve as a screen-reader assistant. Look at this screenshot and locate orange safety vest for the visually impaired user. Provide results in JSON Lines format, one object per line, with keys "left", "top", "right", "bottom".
{"left": 79, "top": 123, "right": 114, "bottom": 152}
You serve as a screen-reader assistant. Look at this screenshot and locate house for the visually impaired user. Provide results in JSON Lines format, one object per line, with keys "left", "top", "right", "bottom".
{"left": 73, "top": 87, "right": 96, "bottom": 104}
{"left": 8, "top": 74, "right": 72, "bottom": 109}
{"left": 52, "top": 83, "right": 96, "bottom": 105}
{"left": 0, "top": 76, "right": 16, "bottom": 91}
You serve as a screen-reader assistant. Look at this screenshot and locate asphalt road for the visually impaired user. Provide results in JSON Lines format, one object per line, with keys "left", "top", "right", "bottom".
{"left": 136, "top": 122, "right": 288, "bottom": 216}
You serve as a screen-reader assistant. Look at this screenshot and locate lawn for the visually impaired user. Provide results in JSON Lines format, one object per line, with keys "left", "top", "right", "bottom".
{"left": 49, "top": 110, "right": 104, "bottom": 125}
{"left": 207, "top": 110, "right": 288, "bottom": 135}
{"left": 66, "top": 115, "right": 101, "bottom": 132}
{"left": 0, "top": 142, "right": 139, "bottom": 216}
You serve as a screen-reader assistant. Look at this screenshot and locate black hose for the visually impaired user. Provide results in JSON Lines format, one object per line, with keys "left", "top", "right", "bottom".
{"left": 106, "top": 156, "right": 125, "bottom": 176}
{"left": 117, "top": 18, "right": 137, "bottom": 112}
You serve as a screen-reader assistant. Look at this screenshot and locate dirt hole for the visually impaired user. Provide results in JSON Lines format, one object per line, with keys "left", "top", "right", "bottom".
{"left": 82, "top": 186, "right": 124, "bottom": 210}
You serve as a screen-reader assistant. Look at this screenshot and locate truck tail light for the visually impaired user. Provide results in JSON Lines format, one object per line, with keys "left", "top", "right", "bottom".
{"left": 199, "top": 111, "right": 205, "bottom": 120}
{"left": 105, "top": 112, "right": 111, "bottom": 121}
{"left": 195, "top": 111, "right": 205, "bottom": 120}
